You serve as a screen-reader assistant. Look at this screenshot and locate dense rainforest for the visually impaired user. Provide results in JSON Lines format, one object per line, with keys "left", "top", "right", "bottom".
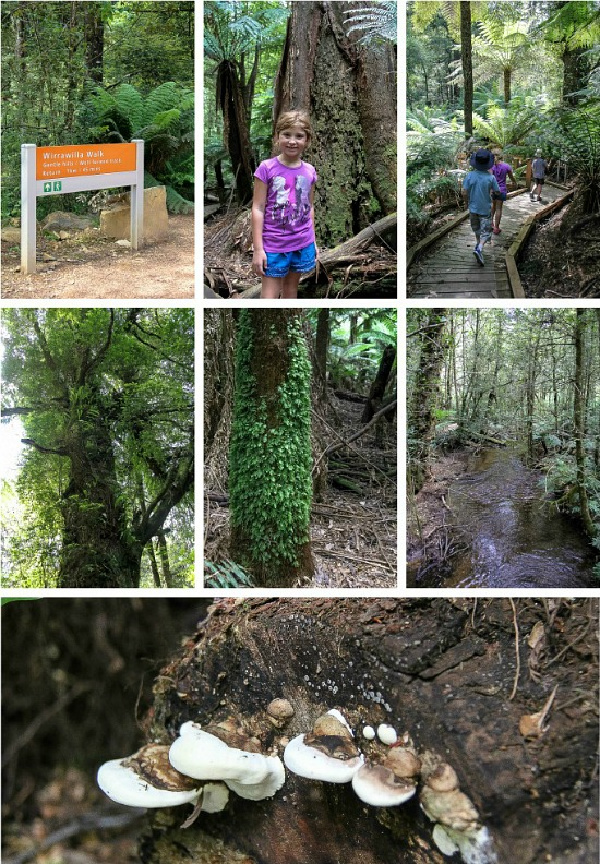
{"left": 407, "top": 308, "right": 600, "bottom": 587}
{"left": 406, "top": 0, "right": 600, "bottom": 297}
{"left": 1, "top": 308, "right": 194, "bottom": 589}
{"left": 203, "top": 0, "right": 397, "bottom": 299}
{"left": 204, "top": 308, "right": 397, "bottom": 588}
{"left": 1, "top": 1, "right": 194, "bottom": 298}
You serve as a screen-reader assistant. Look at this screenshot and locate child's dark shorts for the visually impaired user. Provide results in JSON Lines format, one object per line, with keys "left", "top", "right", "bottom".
{"left": 492, "top": 191, "right": 507, "bottom": 201}
{"left": 264, "top": 242, "right": 316, "bottom": 278}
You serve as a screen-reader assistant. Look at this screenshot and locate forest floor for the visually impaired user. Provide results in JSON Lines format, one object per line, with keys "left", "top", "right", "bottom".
{"left": 205, "top": 396, "right": 397, "bottom": 588}
{"left": 519, "top": 197, "right": 600, "bottom": 298}
{"left": 0, "top": 215, "right": 194, "bottom": 300}
{"left": 407, "top": 449, "right": 471, "bottom": 587}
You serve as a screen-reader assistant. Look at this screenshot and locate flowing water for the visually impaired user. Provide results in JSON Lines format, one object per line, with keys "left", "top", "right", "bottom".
{"left": 445, "top": 447, "right": 595, "bottom": 588}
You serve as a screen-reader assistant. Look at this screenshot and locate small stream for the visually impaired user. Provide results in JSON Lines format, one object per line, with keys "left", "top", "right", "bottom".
{"left": 446, "top": 447, "right": 595, "bottom": 588}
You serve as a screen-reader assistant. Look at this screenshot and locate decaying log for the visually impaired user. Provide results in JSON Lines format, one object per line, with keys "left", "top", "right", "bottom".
{"left": 136, "top": 598, "right": 598, "bottom": 864}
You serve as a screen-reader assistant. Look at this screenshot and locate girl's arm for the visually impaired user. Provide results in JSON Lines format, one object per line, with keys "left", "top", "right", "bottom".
{"left": 251, "top": 178, "right": 268, "bottom": 276}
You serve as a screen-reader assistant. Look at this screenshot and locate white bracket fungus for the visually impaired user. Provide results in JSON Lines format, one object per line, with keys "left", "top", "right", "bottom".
{"left": 284, "top": 710, "right": 364, "bottom": 783}
{"left": 168, "top": 721, "right": 285, "bottom": 801}
{"left": 96, "top": 743, "right": 228, "bottom": 814}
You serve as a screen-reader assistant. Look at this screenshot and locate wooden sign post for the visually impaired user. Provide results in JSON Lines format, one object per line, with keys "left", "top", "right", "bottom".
{"left": 21, "top": 140, "right": 144, "bottom": 275}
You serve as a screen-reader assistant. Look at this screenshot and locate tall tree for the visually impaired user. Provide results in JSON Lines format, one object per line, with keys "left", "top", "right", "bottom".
{"left": 573, "top": 309, "right": 596, "bottom": 538}
{"left": 229, "top": 310, "right": 313, "bottom": 587}
{"left": 460, "top": 0, "right": 473, "bottom": 137}
{"left": 1, "top": 309, "right": 194, "bottom": 588}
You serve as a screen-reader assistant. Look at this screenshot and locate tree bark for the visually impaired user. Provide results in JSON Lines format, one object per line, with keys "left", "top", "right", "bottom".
{"left": 229, "top": 311, "right": 313, "bottom": 586}
{"left": 361, "top": 344, "right": 396, "bottom": 423}
{"left": 140, "top": 597, "right": 599, "bottom": 864}
{"left": 314, "top": 308, "right": 330, "bottom": 402}
{"left": 274, "top": 2, "right": 396, "bottom": 247}
{"left": 459, "top": 1, "right": 473, "bottom": 138}
{"left": 84, "top": 2, "right": 105, "bottom": 84}
{"left": 574, "top": 310, "right": 596, "bottom": 538}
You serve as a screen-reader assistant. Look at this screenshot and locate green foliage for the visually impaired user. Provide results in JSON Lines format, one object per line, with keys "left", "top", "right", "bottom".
{"left": 344, "top": 2, "right": 397, "bottom": 45}
{"left": 1, "top": 309, "right": 194, "bottom": 588}
{"left": 81, "top": 81, "right": 194, "bottom": 213}
{"left": 472, "top": 98, "right": 539, "bottom": 149}
{"left": 229, "top": 312, "right": 312, "bottom": 576}
{"left": 326, "top": 310, "right": 397, "bottom": 390}
{"left": 204, "top": 559, "right": 255, "bottom": 588}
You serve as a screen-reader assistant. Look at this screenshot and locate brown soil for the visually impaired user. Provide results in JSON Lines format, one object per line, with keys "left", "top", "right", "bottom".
{"left": 519, "top": 197, "right": 600, "bottom": 298}
{"left": 1, "top": 215, "right": 194, "bottom": 300}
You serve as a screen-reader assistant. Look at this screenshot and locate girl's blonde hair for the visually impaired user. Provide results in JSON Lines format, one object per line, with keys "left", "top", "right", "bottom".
{"left": 274, "top": 110, "right": 313, "bottom": 146}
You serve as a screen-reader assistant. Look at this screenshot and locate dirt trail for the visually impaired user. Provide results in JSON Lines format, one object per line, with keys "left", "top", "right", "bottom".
{"left": 1, "top": 214, "right": 194, "bottom": 300}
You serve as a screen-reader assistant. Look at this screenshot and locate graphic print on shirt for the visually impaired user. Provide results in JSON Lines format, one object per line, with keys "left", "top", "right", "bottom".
{"left": 269, "top": 174, "right": 311, "bottom": 229}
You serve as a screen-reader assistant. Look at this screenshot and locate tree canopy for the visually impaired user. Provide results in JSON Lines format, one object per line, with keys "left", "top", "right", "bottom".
{"left": 1, "top": 308, "right": 194, "bottom": 588}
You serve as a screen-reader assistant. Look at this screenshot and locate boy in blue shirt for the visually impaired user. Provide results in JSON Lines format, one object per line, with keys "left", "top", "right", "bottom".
{"left": 462, "top": 149, "right": 500, "bottom": 266}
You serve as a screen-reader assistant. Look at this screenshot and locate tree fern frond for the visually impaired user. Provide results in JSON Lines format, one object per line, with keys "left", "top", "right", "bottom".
{"left": 344, "top": 1, "right": 397, "bottom": 45}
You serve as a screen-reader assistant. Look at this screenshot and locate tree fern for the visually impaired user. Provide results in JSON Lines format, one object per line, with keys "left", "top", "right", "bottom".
{"left": 204, "top": 558, "right": 255, "bottom": 589}
{"left": 344, "top": 2, "right": 397, "bottom": 45}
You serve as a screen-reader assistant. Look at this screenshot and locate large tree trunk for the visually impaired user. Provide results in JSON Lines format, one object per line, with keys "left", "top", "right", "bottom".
{"left": 229, "top": 311, "right": 313, "bottom": 587}
{"left": 460, "top": 1, "right": 473, "bottom": 138}
{"left": 274, "top": 1, "right": 396, "bottom": 247}
{"left": 217, "top": 60, "right": 255, "bottom": 204}
{"left": 139, "top": 597, "right": 599, "bottom": 864}
{"left": 574, "top": 310, "right": 596, "bottom": 538}
{"left": 408, "top": 310, "right": 447, "bottom": 492}
{"left": 84, "top": 1, "right": 105, "bottom": 84}
{"left": 204, "top": 309, "right": 235, "bottom": 493}
{"left": 58, "top": 412, "right": 143, "bottom": 589}
{"left": 361, "top": 343, "right": 396, "bottom": 423}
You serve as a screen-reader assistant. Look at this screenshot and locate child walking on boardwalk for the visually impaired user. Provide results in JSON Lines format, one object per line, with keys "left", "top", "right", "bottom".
{"left": 491, "top": 152, "right": 515, "bottom": 234}
{"left": 530, "top": 149, "right": 549, "bottom": 202}
{"left": 252, "top": 110, "right": 317, "bottom": 299}
{"left": 462, "top": 149, "right": 500, "bottom": 267}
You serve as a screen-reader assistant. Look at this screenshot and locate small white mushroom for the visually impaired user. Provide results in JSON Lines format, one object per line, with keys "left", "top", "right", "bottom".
{"left": 362, "top": 725, "right": 376, "bottom": 740}
{"left": 351, "top": 762, "right": 416, "bottom": 807}
{"left": 284, "top": 711, "right": 364, "bottom": 783}
{"left": 377, "top": 723, "right": 398, "bottom": 746}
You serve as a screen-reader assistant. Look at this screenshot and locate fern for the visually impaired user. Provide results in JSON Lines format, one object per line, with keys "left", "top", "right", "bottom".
{"left": 204, "top": 559, "right": 255, "bottom": 589}
{"left": 344, "top": 2, "right": 397, "bottom": 45}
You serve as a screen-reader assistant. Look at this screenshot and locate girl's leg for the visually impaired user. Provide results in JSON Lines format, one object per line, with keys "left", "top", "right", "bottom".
{"left": 495, "top": 200, "right": 503, "bottom": 228}
{"left": 261, "top": 276, "right": 284, "bottom": 298}
{"left": 281, "top": 272, "right": 301, "bottom": 299}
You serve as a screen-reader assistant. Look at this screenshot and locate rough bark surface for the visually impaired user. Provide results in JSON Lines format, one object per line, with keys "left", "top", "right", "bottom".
{"left": 139, "top": 598, "right": 599, "bottom": 864}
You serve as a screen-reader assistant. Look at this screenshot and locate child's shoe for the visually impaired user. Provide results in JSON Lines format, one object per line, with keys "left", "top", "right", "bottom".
{"left": 474, "top": 246, "right": 484, "bottom": 266}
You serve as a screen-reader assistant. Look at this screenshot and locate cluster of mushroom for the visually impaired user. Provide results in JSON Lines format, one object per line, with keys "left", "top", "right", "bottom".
{"left": 97, "top": 715, "right": 285, "bottom": 824}
{"left": 97, "top": 703, "right": 495, "bottom": 863}
{"left": 283, "top": 710, "right": 495, "bottom": 864}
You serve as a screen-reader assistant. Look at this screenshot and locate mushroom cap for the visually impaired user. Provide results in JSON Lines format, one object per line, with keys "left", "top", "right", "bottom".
{"left": 432, "top": 824, "right": 460, "bottom": 856}
{"left": 169, "top": 722, "right": 271, "bottom": 784}
{"left": 225, "top": 754, "right": 286, "bottom": 800}
{"left": 97, "top": 743, "right": 201, "bottom": 808}
{"left": 420, "top": 785, "right": 480, "bottom": 832}
{"left": 351, "top": 763, "right": 416, "bottom": 807}
{"left": 362, "top": 725, "right": 376, "bottom": 740}
{"left": 427, "top": 763, "right": 459, "bottom": 793}
{"left": 266, "top": 698, "right": 294, "bottom": 724}
{"left": 198, "top": 782, "right": 230, "bottom": 813}
{"left": 284, "top": 733, "right": 364, "bottom": 782}
{"left": 383, "top": 747, "right": 421, "bottom": 779}
{"left": 377, "top": 723, "right": 398, "bottom": 746}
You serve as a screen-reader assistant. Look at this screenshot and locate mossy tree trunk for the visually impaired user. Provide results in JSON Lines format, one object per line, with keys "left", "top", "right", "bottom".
{"left": 229, "top": 310, "right": 313, "bottom": 587}
{"left": 274, "top": 1, "right": 396, "bottom": 248}
{"left": 408, "top": 310, "right": 447, "bottom": 493}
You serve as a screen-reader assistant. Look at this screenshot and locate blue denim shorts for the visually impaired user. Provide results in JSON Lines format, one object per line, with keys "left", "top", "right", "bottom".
{"left": 264, "top": 242, "right": 316, "bottom": 278}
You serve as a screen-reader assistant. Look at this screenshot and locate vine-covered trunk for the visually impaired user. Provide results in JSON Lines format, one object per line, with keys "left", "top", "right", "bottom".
{"left": 229, "top": 310, "right": 313, "bottom": 587}
{"left": 58, "top": 421, "right": 142, "bottom": 588}
{"left": 274, "top": 1, "right": 396, "bottom": 248}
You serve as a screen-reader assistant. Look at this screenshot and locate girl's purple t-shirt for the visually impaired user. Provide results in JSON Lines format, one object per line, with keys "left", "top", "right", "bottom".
{"left": 254, "top": 157, "right": 317, "bottom": 253}
{"left": 491, "top": 162, "right": 512, "bottom": 194}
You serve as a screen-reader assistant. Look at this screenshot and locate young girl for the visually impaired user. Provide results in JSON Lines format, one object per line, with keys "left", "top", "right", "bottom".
{"left": 252, "top": 110, "right": 317, "bottom": 299}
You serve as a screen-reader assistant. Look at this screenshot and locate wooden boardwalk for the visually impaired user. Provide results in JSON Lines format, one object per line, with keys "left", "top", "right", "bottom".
{"left": 407, "top": 185, "right": 564, "bottom": 299}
